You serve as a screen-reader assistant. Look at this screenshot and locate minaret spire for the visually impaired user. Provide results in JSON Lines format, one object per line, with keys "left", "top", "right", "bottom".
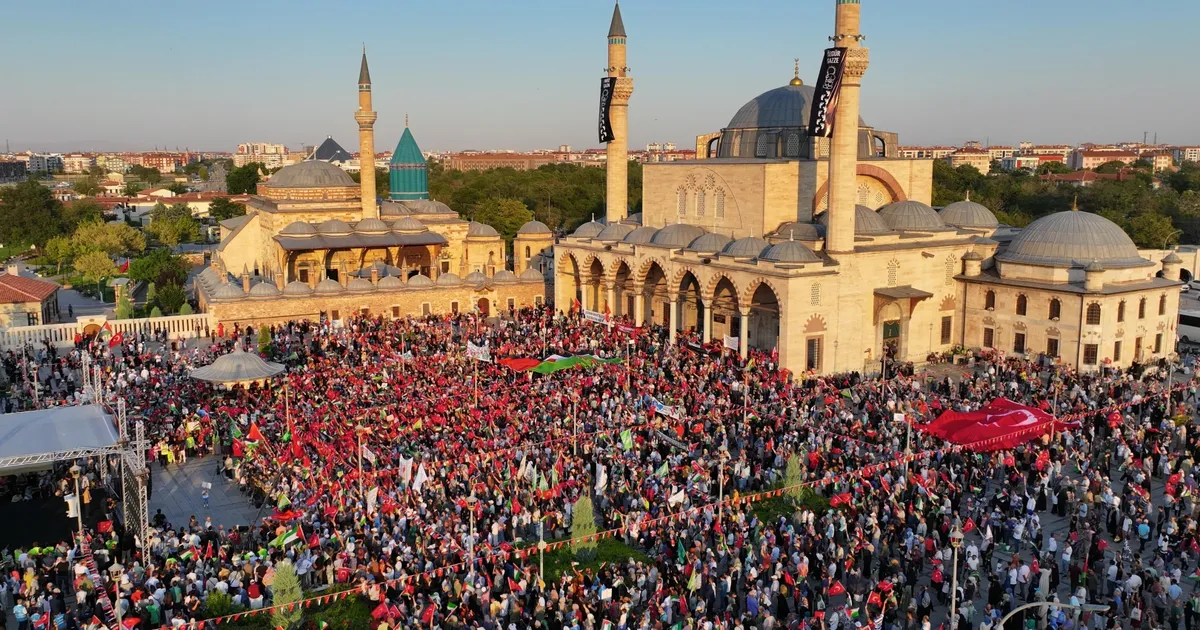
{"left": 605, "top": 2, "right": 633, "bottom": 224}
{"left": 355, "top": 48, "right": 379, "bottom": 219}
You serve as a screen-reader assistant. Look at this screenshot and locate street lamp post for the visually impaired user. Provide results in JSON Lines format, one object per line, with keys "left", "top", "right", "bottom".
{"left": 949, "top": 525, "right": 964, "bottom": 627}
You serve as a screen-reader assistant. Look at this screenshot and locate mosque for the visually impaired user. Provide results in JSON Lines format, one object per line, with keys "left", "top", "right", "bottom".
{"left": 553, "top": 0, "right": 1184, "bottom": 374}
{"left": 197, "top": 52, "right": 553, "bottom": 323}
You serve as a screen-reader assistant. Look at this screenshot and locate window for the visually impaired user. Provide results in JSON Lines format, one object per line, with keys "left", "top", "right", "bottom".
{"left": 1117, "top": 300, "right": 1125, "bottom": 323}
{"left": 507, "top": 297, "right": 516, "bottom": 311}
{"left": 1160, "top": 294, "right": 1167, "bottom": 315}
{"left": 298, "top": 268, "right": 310, "bottom": 283}
{"left": 810, "top": 283, "right": 821, "bottom": 306}
{"left": 1016, "top": 295, "right": 1027, "bottom": 316}
{"left": 390, "top": 306, "right": 399, "bottom": 318}
{"left": 451, "top": 301, "right": 459, "bottom": 314}
{"left": 940, "top": 316, "right": 952, "bottom": 344}
{"left": 887, "top": 260, "right": 899, "bottom": 287}
{"left": 696, "top": 189, "right": 706, "bottom": 217}
{"left": 422, "top": 302, "right": 432, "bottom": 316}
{"left": 524, "top": 246, "right": 531, "bottom": 260}
{"left": 806, "top": 337, "right": 823, "bottom": 372}
{"left": 1047, "top": 337, "right": 1060, "bottom": 358}
{"left": 1013, "top": 332, "right": 1026, "bottom": 354}
{"left": 677, "top": 187, "right": 687, "bottom": 216}
{"left": 715, "top": 188, "right": 725, "bottom": 218}
{"left": 984, "top": 290, "right": 996, "bottom": 310}
{"left": 755, "top": 134, "right": 771, "bottom": 158}
{"left": 1049, "top": 298, "right": 1061, "bottom": 320}
{"left": 1138, "top": 298, "right": 1146, "bottom": 319}
{"left": 1155, "top": 333, "right": 1163, "bottom": 353}
{"left": 1083, "top": 343, "right": 1099, "bottom": 365}
{"left": 1086, "top": 303, "right": 1101, "bottom": 325}
{"left": 983, "top": 327, "right": 994, "bottom": 348}
{"left": 786, "top": 133, "right": 801, "bottom": 157}
{"left": 331, "top": 309, "right": 340, "bottom": 321}
{"left": 26, "top": 312, "right": 38, "bottom": 326}
{"left": 945, "top": 256, "right": 956, "bottom": 285}
{"left": 1113, "top": 340, "right": 1122, "bottom": 362}
{"left": 534, "top": 295, "right": 543, "bottom": 307}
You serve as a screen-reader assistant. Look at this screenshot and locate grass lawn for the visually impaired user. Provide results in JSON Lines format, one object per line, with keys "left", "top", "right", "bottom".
{"left": 536, "top": 537, "right": 654, "bottom": 583}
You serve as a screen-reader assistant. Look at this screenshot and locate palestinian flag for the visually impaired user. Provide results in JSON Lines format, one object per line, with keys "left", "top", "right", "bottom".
{"left": 498, "top": 357, "right": 543, "bottom": 371}
{"left": 277, "top": 493, "right": 291, "bottom": 510}
{"left": 179, "top": 548, "right": 197, "bottom": 561}
{"left": 527, "top": 354, "right": 623, "bottom": 374}
{"left": 270, "top": 525, "right": 303, "bottom": 548}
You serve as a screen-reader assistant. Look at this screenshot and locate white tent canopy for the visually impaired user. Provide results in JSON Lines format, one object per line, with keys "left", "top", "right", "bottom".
{"left": 0, "top": 405, "right": 120, "bottom": 472}
{"left": 189, "top": 347, "right": 285, "bottom": 385}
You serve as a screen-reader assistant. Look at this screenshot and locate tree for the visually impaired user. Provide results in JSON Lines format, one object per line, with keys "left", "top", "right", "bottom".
{"left": 44, "top": 236, "right": 74, "bottom": 275}
{"left": 87, "top": 165, "right": 107, "bottom": 179}
{"left": 74, "top": 250, "right": 117, "bottom": 299}
{"left": 0, "top": 180, "right": 66, "bottom": 247}
{"left": 349, "top": 167, "right": 390, "bottom": 200}
{"left": 1037, "top": 161, "right": 1073, "bottom": 175}
{"left": 178, "top": 302, "right": 193, "bottom": 315}
{"left": 146, "top": 282, "right": 157, "bottom": 304}
{"left": 166, "top": 182, "right": 190, "bottom": 195}
{"left": 123, "top": 182, "right": 142, "bottom": 197}
{"left": 147, "top": 202, "right": 199, "bottom": 246}
{"left": 149, "top": 306, "right": 163, "bottom": 318}
{"left": 471, "top": 197, "right": 534, "bottom": 242}
{"left": 208, "top": 197, "right": 247, "bottom": 221}
{"left": 128, "top": 165, "right": 162, "bottom": 185}
{"left": 1127, "top": 213, "right": 1179, "bottom": 249}
{"left": 270, "top": 561, "right": 303, "bottom": 630}
{"left": 62, "top": 199, "right": 105, "bottom": 231}
{"left": 115, "top": 292, "right": 133, "bottom": 319}
{"left": 1094, "top": 160, "right": 1128, "bottom": 174}
{"left": 226, "top": 163, "right": 263, "bottom": 195}
{"left": 570, "top": 495, "right": 597, "bottom": 562}
{"left": 156, "top": 282, "right": 186, "bottom": 314}
{"left": 258, "top": 326, "right": 272, "bottom": 354}
{"left": 71, "top": 220, "right": 145, "bottom": 257}
{"left": 198, "top": 165, "right": 209, "bottom": 181}
{"left": 127, "top": 249, "right": 188, "bottom": 286}
{"left": 73, "top": 177, "right": 102, "bottom": 197}
{"left": 784, "top": 454, "right": 805, "bottom": 501}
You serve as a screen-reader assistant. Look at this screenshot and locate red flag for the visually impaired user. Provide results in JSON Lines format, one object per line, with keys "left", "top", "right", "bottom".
{"left": 420, "top": 603, "right": 436, "bottom": 625}
{"left": 783, "top": 571, "right": 795, "bottom": 587}
{"left": 962, "top": 517, "right": 976, "bottom": 534}
{"left": 917, "top": 398, "right": 1077, "bottom": 452}
{"left": 830, "top": 493, "right": 853, "bottom": 508}
{"left": 868, "top": 590, "right": 883, "bottom": 607}
{"left": 119, "top": 259, "right": 130, "bottom": 273}
{"left": 508, "top": 577, "right": 521, "bottom": 592}
{"left": 372, "top": 602, "right": 390, "bottom": 620}
{"left": 108, "top": 331, "right": 124, "bottom": 348}
{"left": 247, "top": 424, "right": 266, "bottom": 443}
{"left": 204, "top": 542, "right": 213, "bottom": 559}
{"left": 829, "top": 580, "right": 846, "bottom": 596}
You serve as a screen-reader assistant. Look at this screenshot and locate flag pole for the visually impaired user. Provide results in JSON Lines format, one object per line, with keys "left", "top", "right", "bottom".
{"left": 573, "top": 399, "right": 578, "bottom": 456}
{"left": 473, "top": 355, "right": 479, "bottom": 408}
{"left": 357, "top": 427, "right": 364, "bottom": 501}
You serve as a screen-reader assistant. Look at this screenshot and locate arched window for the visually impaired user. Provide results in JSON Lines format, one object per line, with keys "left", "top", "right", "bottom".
{"left": 1138, "top": 297, "right": 1146, "bottom": 319}
{"left": 786, "top": 133, "right": 801, "bottom": 157}
{"left": 1049, "top": 298, "right": 1061, "bottom": 320}
{"left": 1159, "top": 293, "right": 1167, "bottom": 315}
{"left": 696, "top": 189, "right": 705, "bottom": 217}
{"left": 677, "top": 187, "right": 686, "bottom": 216}
{"left": 755, "top": 134, "right": 771, "bottom": 158}
{"left": 524, "top": 246, "right": 531, "bottom": 260}
{"left": 1086, "top": 302, "right": 1101, "bottom": 325}
{"left": 984, "top": 290, "right": 996, "bottom": 310}
{"left": 1016, "top": 294, "right": 1027, "bottom": 316}
{"left": 1117, "top": 300, "right": 1126, "bottom": 323}
{"left": 715, "top": 188, "right": 725, "bottom": 218}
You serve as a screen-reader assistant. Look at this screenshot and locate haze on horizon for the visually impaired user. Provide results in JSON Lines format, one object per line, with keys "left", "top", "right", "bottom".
{"left": 3, "top": 0, "right": 1197, "bottom": 154}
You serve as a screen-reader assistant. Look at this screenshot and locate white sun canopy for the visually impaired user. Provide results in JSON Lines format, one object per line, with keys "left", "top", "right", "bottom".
{"left": 0, "top": 405, "right": 120, "bottom": 472}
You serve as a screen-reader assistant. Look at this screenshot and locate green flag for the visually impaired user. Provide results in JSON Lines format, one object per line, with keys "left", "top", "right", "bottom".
{"left": 269, "top": 525, "right": 302, "bottom": 548}
{"left": 620, "top": 429, "right": 633, "bottom": 451}
{"left": 277, "top": 493, "right": 291, "bottom": 510}
{"left": 656, "top": 462, "right": 669, "bottom": 477}
{"left": 676, "top": 539, "right": 686, "bottom": 564}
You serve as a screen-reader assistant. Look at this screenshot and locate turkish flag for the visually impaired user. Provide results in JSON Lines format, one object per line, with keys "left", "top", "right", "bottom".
{"left": 829, "top": 580, "right": 846, "bottom": 596}
{"left": 963, "top": 517, "right": 976, "bottom": 534}
{"left": 830, "top": 493, "right": 853, "bottom": 508}
{"left": 108, "top": 331, "right": 124, "bottom": 348}
{"left": 247, "top": 424, "right": 266, "bottom": 443}
{"left": 916, "top": 398, "right": 1078, "bottom": 452}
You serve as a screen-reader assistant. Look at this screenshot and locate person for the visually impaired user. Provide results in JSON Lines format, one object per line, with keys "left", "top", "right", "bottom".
{"left": 12, "top": 597, "right": 28, "bottom": 630}
{"left": 201, "top": 487, "right": 210, "bottom": 509}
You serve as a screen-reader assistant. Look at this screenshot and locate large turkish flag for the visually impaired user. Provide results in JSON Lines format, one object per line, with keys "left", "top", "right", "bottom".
{"left": 917, "top": 398, "right": 1078, "bottom": 451}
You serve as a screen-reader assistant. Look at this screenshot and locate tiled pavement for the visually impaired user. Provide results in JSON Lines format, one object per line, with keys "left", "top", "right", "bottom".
{"left": 149, "top": 457, "right": 259, "bottom": 531}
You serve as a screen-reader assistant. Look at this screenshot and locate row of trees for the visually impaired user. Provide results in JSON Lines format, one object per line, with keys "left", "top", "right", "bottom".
{"left": 933, "top": 160, "right": 1200, "bottom": 248}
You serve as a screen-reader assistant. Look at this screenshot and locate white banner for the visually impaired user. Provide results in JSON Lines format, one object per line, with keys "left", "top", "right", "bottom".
{"left": 398, "top": 457, "right": 414, "bottom": 484}
{"left": 360, "top": 444, "right": 377, "bottom": 466}
{"left": 366, "top": 487, "right": 379, "bottom": 515}
{"left": 723, "top": 335, "right": 739, "bottom": 351}
{"left": 413, "top": 463, "right": 429, "bottom": 492}
{"left": 466, "top": 341, "right": 492, "bottom": 362}
{"left": 582, "top": 309, "right": 607, "bottom": 324}
{"left": 650, "top": 396, "right": 681, "bottom": 420}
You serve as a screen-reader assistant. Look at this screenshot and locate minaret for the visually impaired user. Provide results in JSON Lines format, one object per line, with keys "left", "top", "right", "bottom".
{"left": 605, "top": 3, "right": 633, "bottom": 224}
{"left": 824, "top": 0, "right": 869, "bottom": 254}
{"left": 355, "top": 47, "right": 379, "bottom": 219}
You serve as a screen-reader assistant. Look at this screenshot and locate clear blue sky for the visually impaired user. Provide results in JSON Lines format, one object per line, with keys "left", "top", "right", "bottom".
{"left": 3, "top": 0, "right": 1198, "bottom": 153}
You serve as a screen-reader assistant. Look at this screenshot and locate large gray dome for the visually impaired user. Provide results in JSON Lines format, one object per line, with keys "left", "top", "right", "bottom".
{"left": 467, "top": 222, "right": 500, "bottom": 238}
{"left": 572, "top": 221, "right": 606, "bottom": 238}
{"left": 816, "top": 205, "right": 892, "bottom": 236}
{"left": 998, "top": 211, "right": 1148, "bottom": 269}
{"left": 878, "top": 201, "right": 949, "bottom": 231}
{"left": 722, "top": 236, "right": 770, "bottom": 258}
{"left": 651, "top": 224, "right": 706, "bottom": 248}
{"left": 314, "top": 278, "right": 345, "bottom": 294}
{"left": 771, "top": 221, "right": 825, "bottom": 241}
{"left": 517, "top": 220, "right": 551, "bottom": 235}
{"left": 317, "top": 219, "right": 352, "bottom": 235}
{"left": 686, "top": 233, "right": 732, "bottom": 254}
{"left": 623, "top": 226, "right": 658, "bottom": 244}
{"left": 282, "top": 281, "right": 313, "bottom": 296}
{"left": 761, "top": 241, "right": 821, "bottom": 264}
{"left": 355, "top": 218, "right": 390, "bottom": 233}
{"left": 248, "top": 281, "right": 281, "bottom": 297}
{"left": 392, "top": 217, "right": 427, "bottom": 233}
{"left": 266, "top": 161, "right": 355, "bottom": 188}
{"left": 279, "top": 221, "right": 317, "bottom": 237}
{"left": 596, "top": 223, "right": 636, "bottom": 242}
{"left": 726, "top": 83, "right": 865, "bottom": 130}
{"left": 940, "top": 196, "right": 998, "bottom": 229}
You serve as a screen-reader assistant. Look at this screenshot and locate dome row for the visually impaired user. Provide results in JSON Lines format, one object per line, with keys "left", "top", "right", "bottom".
{"left": 280, "top": 217, "right": 433, "bottom": 237}
{"left": 210, "top": 268, "right": 542, "bottom": 300}
{"left": 572, "top": 221, "right": 819, "bottom": 264}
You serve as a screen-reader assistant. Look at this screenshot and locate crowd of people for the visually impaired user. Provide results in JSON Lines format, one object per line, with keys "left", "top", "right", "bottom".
{"left": 0, "top": 305, "right": 1196, "bottom": 630}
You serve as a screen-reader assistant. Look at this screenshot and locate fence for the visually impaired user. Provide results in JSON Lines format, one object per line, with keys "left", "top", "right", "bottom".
{"left": 0, "top": 313, "right": 213, "bottom": 352}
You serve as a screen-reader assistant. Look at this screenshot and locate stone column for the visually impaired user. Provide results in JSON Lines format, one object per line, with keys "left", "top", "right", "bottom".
{"left": 701, "top": 300, "right": 713, "bottom": 343}
{"left": 739, "top": 309, "right": 750, "bottom": 360}
{"left": 824, "top": 1, "right": 869, "bottom": 254}
{"left": 630, "top": 283, "right": 644, "bottom": 326}
{"left": 668, "top": 293, "right": 679, "bottom": 342}
{"left": 605, "top": 283, "right": 615, "bottom": 316}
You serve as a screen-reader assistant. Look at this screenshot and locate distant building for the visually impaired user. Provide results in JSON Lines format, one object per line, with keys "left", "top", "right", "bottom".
{"left": 62, "top": 153, "right": 96, "bottom": 174}
{"left": 445, "top": 153, "right": 557, "bottom": 171}
{"left": 1022, "top": 145, "right": 1073, "bottom": 159}
{"left": 234, "top": 142, "right": 289, "bottom": 168}
{"left": 944, "top": 147, "right": 991, "bottom": 174}
{"left": 897, "top": 146, "right": 955, "bottom": 159}
{"left": 1040, "top": 169, "right": 1159, "bottom": 189}
{"left": 97, "top": 155, "right": 128, "bottom": 173}
{"left": 26, "top": 154, "right": 63, "bottom": 173}
{"left": 141, "top": 152, "right": 183, "bottom": 173}
{"left": 1067, "top": 149, "right": 1137, "bottom": 170}
{"left": 1000, "top": 155, "right": 1041, "bottom": 171}
{"left": 1143, "top": 151, "right": 1174, "bottom": 172}
{"left": 1174, "top": 146, "right": 1200, "bottom": 164}
{"left": 0, "top": 268, "right": 60, "bottom": 327}
{"left": 0, "top": 161, "right": 26, "bottom": 183}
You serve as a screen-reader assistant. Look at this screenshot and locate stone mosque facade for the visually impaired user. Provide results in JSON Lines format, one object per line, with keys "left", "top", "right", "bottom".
{"left": 198, "top": 52, "right": 552, "bottom": 324}
{"left": 553, "top": 0, "right": 1184, "bottom": 375}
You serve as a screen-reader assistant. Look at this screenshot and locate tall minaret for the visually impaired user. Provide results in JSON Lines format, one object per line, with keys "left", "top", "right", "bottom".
{"left": 355, "top": 47, "right": 379, "bottom": 219}
{"left": 824, "top": 0, "right": 869, "bottom": 254}
{"left": 605, "top": 3, "right": 633, "bottom": 224}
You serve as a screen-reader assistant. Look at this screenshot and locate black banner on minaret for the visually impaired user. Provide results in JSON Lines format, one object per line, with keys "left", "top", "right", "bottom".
{"left": 808, "top": 47, "right": 847, "bottom": 138}
{"left": 598, "top": 77, "right": 616, "bottom": 144}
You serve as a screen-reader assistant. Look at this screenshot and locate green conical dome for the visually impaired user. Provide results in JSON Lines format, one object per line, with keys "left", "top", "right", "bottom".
{"left": 389, "top": 126, "right": 428, "bottom": 201}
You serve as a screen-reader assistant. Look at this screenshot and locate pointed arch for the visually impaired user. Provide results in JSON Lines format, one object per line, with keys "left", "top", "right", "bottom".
{"left": 635, "top": 257, "right": 668, "bottom": 286}
{"left": 703, "top": 271, "right": 742, "bottom": 304}
{"left": 804, "top": 314, "right": 827, "bottom": 333}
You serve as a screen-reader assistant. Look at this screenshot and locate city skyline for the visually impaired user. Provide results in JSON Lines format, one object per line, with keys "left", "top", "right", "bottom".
{"left": 3, "top": 0, "right": 1198, "bottom": 153}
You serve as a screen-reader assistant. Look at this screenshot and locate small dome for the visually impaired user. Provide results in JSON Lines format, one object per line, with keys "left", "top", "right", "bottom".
{"left": 999, "top": 210, "right": 1146, "bottom": 269}
{"left": 464, "top": 271, "right": 488, "bottom": 284}
{"left": 722, "top": 236, "right": 771, "bottom": 258}
{"left": 596, "top": 223, "right": 636, "bottom": 242}
{"left": 517, "top": 220, "right": 551, "bottom": 235}
{"left": 377, "top": 275, "right": 404, "bottom": 289}
{"left": 939, "top": 197, "right": 998, "bottom": 229}
{"left": 878, "top": 201, "right": 948, "bottom": 231}
{"left": 346, "top": 277, "right": 375, "bottom": 291}
{"left": 248, "top": 281, "right": 280, "bottom": 297}
{"left": 493, "top": 269, "right": 518, "bottom": 283}
{"left": 650, "top": 224, "right": 706, "bottom": 248}
{"left": 314, "top": 278, "right": 345, "bottom": 294}
{"left": 467, "top": 222, "right": 500, "bottom": 238}
{"left": 436, "top": 272, "right": 462, "bottom": 286}
{"left": 962, "top": 250, "right": 984, "bottom": 261}
{"left": 771, "top": 222, "right": 825, "bottom": 240}
{"left": 686, "top": 233, "right": 732, "bottom": 254}
{"left": 519, "top": 267, "right": 544, "bottom": 281}
{"left": 572, "top": 221, "right": 606, "bottom": 238}
{"left": 398, "top": 199, "right": 455, "bottom": 215}
{"left": 1163, "top": 252, "right": 1183, "bottom": 264}
{"left": 623, "top": 212, "right": 643, "bottom": 225}
{"left": 623, "top": 226, "right": 658, "bottom": 244}
{"left": 355, "top": 218, "right": 390, "bottom": 233}
{"left": 392, "top": 217, "right": 427, "bottom": 233}
{"left": 282, "top": 281, "right": 313, "bottom": 296}
{"left": 761, "top": 241, "right": 821, "bottom": 264}
{"left": 265, "top": 161, "right": 355, "bottom": 188}
{"left": 407, "top": 274, "right": 433, "bottom": 287}
{"left": 1085, "top": 260, "right": 1106, "bottom": 272}
{"left": 816, "top": 205, "right": 892, "bottom": 235}
{"left": 212, "top": 283, "right": 245, "bottom": 300}
{"left": 279, "top": 221, "right": 317, "bottom": 237}
{"left": 317, "top": 219, "right": 352, "bottom": 235}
